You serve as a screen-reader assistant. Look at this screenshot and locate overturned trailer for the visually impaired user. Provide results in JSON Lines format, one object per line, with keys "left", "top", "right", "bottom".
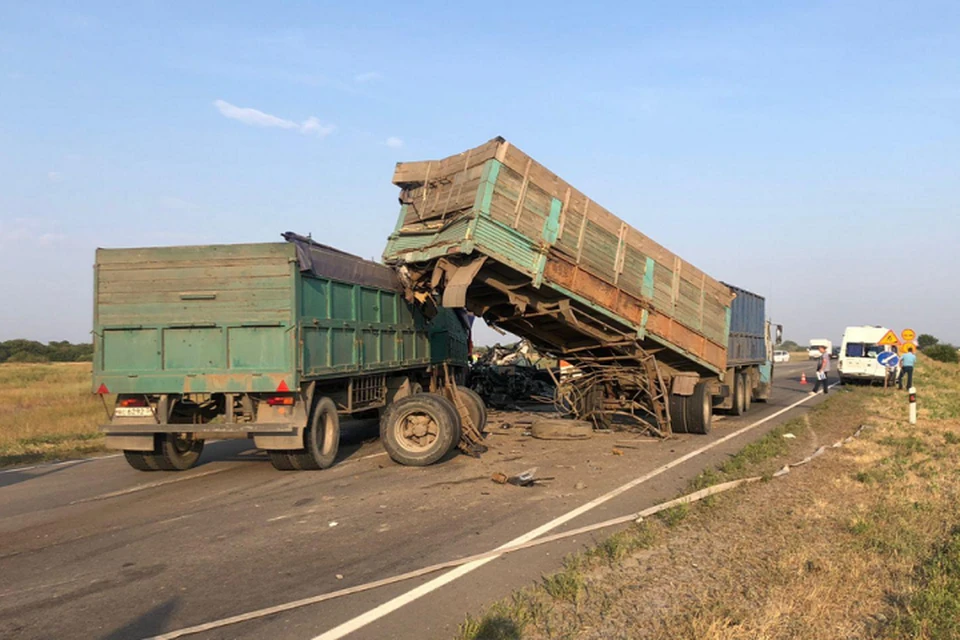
{"left": 383, "top": 137, "right": 774, "bottom": 435}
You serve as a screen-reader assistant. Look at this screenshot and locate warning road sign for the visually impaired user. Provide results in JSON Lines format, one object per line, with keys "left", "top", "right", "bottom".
{"left": 877, "top": 330, "right": 900, "bottom": 346}
{"left": 901, "top": 328, "right": 916, "bottom": 342}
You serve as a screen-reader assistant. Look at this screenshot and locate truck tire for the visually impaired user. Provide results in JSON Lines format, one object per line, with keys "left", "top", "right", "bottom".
{"left": 291, "top": 397, "right": 340, "bottom": 470}
{"left": 741, "top": 373, "right": 752, "bottom": 413}
{"left": 685, "top": 382, "right": 713, "bottom": 435}
{"left": 669, "top": 394, "right": 688, "bottom": 434}
{"left": 732, "top": 373, "right": 747, "bottom": 416}
{"left": 380, "top": 394, "right": 461, "bottom": 466}
{"left": 268, "top": 451, "right": 299, "bottom": 471}
{"left": 123, "top": 450, "right": 160, "bottom": 471}
{"left": 153, "top": 433, "right": 204, "bottom": 471}
{"left": 455, "top": 387, "right": 487, "bottom": 433}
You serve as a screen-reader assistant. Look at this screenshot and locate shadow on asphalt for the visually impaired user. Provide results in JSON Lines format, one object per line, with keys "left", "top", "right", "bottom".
{"left": 192, "top": 418, "right": 383, "bottom": 469}
{"left": 100, "top": 597, "right": 179, "bottom": 640}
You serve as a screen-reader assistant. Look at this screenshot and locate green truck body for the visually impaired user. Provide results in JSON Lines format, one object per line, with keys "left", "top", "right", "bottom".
{"left": 93, "top": 236, "right": 472, "bottom": 471}
{"left": 94, "top": 241, "right": 466, "bottom": 395}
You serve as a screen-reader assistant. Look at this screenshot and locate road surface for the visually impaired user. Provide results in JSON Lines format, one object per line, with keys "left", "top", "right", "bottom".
{"left": 0, "top": 361, "right": 829, "bottom": 640}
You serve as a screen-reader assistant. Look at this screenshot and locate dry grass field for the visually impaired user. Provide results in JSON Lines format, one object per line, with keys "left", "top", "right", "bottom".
{"left": 460, "top": 355, "right": 960, "bottom": 640}
{"left": 0, "top": 363, "right": 108, "bottom": 467}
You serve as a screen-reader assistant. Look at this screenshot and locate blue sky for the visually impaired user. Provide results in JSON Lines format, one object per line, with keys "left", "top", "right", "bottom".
{"left": 1, "top": 1, "right": 958, "bottom": 346}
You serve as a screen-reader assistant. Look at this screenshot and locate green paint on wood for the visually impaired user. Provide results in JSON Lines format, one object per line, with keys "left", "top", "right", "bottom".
{"left": 542, "top": 198, "right": 562, "bottom": 243}
{"left": 474, "top": 159, "right": 502, "bottom": 217}
{"left": 642, "top": 257, "right": 655, "bottom": 299}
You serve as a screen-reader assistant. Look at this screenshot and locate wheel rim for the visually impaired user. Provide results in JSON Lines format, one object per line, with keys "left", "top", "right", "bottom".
{"left": 395, "top": 410, "right": 440, "bottom": 452}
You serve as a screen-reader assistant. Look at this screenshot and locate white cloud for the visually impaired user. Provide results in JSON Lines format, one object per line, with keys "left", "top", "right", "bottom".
{"left": 213, "top": 99, "right": 334, "bottom": 138}
{"left": 386, "top": 137, "right": 404, "bottom": 149}
{"left": 214, "top": 99, "right": 298, "bottom": 129}
{"left": 354, "top": 71, "right": 382, "bottom": 83}
{"left": 300, "top": 116, "right": 335, "bottom": 138}
{"left": 47, "top": 171, "right": 63, "bottom": 182}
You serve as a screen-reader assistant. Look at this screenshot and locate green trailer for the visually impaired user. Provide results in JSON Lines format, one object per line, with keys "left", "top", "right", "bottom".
{"left": 93, "top": 234, "right": 479, "bottom": 471}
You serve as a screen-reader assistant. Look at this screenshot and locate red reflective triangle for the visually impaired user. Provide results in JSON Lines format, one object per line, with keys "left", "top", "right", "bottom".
{"left": 276, "top": 380, "right": 290, "bottom": 392}
{"left": 96, "top": 383, "right": 109, "bottom": 395}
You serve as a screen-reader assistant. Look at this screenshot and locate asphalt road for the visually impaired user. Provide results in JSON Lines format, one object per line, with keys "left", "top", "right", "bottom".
{"left": 0, "top": 360, "right": 829, "bottom": 640}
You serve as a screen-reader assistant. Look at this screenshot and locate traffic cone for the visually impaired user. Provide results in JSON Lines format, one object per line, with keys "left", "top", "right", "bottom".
{"left": 800, "top": 372, "right": 808, "bottom": 385}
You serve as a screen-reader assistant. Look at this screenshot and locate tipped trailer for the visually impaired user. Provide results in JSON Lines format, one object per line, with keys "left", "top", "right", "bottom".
{"left": 383, "top": 137, "right": 775, "bottom": 435}
{"left": 93, "top": 233, "right": 480, "bottom": 472}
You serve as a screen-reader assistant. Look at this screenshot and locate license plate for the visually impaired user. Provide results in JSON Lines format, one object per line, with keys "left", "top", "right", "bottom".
{"left": 115, "top": 406, "right": 153, "bottom": 418}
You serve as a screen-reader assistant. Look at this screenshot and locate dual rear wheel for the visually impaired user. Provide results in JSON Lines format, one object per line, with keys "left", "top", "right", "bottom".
{"left": 668, "top": 381, "right": 713, "bottom": 435}
{"left": 123, "top": 433, "right": 204, "bottom": 472}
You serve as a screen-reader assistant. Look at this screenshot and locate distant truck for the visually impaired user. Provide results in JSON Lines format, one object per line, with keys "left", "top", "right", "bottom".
{"left": 838, "top": 326, "right": 897, "bottom": 384}
{"left": 383, "top": 137, "right": 778, "bottom": 435}
{"left": 93, "top": 234, "right": 479, "bottom": 472}
{"left": 808, "top": 339, "right": 833, "bottom": 359}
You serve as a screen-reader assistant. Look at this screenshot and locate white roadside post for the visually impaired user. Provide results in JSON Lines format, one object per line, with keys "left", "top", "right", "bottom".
{"left": 908, "top": 387, "right": 917, "bottom": 425}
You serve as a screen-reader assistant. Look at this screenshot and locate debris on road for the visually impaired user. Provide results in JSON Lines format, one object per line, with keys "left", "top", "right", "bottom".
{"left": 612, "top": 448, "right": 624, "bottom": 456}
{"left": 508, "top": 468, "right": 538, "bottom": 486}
{"left": 469, "top": 341, "right": 556, "bottom": 409}
{"left": 530, "top": 419, "right": 593, "bottom": 441}
{"left": 491, "top": 472, "right": 508, "bottom": 485}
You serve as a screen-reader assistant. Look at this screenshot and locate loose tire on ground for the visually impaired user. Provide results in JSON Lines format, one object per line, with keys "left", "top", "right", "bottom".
{"left": 380, "top": 394, "right": 461, "bottom": 466}
{"left": 685, "top": 382, "right": 713, "bottom": 435}
{"left": 530, "top": 419, "right": 593, "bottom": 440}
{"left": 290, "top": 397, "right": 341, "bottom": 470}
{"left": 669, "top": 394, "right": 688, "bottom": 434}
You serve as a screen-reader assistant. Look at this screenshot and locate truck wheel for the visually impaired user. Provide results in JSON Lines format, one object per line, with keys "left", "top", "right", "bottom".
{"left": 291, "top": 397, "right": 340, "bottom": 470}
{"left": 380, "top": 394, "right": 461, "bottom": 466}
{"left": 454, "top": 387, "right": 487, "bottom": 433}
{"left": 741, "top": 374, "right": 752, "bottom": 413}
{"left": 668, "top": 395, "right": 688, "bottom": 434}
{"left": 685, "top": 382, "right": 713, "bottom": 435}
{"left": 154, "top": 433, "right": 204, "bottom": 471}
{"left": 732, "top": 374, "right": 747, "bottom": 416}
{"left": 268, "top": 451, "right": 299, "bottom": 471}
{"left": 123, "top": 450, "right": 160, "bottom": 471}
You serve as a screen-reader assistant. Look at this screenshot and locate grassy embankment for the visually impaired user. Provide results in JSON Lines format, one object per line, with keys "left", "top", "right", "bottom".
{"left": 0, "top": 363, "right": 107, "bottom": 467}
{"left": 460, "top": 355, "right": 960, "bottom": 640}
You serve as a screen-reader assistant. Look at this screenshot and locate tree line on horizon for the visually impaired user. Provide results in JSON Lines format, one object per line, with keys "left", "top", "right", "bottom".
{"left": 0, "top": 340, "right": 93, "bottom": 363}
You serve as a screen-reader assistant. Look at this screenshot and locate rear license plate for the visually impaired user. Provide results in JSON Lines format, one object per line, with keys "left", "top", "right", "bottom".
{"left": 115, "top": 406, "right": 153, "bottom": 418}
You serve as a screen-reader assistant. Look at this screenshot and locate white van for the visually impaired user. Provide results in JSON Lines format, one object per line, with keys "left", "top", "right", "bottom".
{"left": 808, "top": 339, "right": 832, "bottom": 359}
{"left": 838, "top": 326, "right": 897, "bottom": 384}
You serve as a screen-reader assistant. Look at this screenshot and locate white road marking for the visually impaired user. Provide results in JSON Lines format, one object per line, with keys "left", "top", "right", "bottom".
{"left": 69, "top": 467, "right": 231, "bottom": 504}
{"left": 0, "top": 454, "right": 122, "bottom": 475}
{"left": 311, "top": 388, "right": 833, "bottom": 640}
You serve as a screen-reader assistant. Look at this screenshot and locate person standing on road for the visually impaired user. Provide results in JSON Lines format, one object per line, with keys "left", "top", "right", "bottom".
{"left": 899, "top": 346, "right": 917, "bottom": 390}
{"left": 812, "top": 345, "right": 830, "bottom": 395}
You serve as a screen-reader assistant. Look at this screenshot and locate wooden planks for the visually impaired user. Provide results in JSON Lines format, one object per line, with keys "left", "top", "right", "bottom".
{"left": 390, "top": 137, "right": 735, "bottom": 369}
